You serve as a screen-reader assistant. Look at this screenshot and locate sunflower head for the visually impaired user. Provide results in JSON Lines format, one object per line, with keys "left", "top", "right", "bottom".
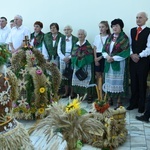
{"left": 38, "top": 108, "right": 45, "bottom": 114}
{"left": 39, "top": 87, "right": 46, "bottom": 93}
{"left": 65, "top": 99, "right": 80, "bottom": 113}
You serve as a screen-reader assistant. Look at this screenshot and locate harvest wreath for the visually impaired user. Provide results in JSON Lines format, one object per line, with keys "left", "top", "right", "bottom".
{"left": 11, "top": 43, "right": 61, "bottom": 119}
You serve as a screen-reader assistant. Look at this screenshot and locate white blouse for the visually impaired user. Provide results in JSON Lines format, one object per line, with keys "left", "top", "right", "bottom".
{"left": 93, "top": 34, "right": 108, "bottom": 53}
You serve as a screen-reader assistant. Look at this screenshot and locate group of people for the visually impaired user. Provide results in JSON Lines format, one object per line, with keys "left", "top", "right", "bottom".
{"left": 0, "top": 12, "right": 150, "bottom": 123}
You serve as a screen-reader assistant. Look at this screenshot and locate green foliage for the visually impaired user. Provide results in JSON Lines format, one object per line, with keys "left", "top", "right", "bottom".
{"left": 95, "top": 99, "right": 106, "bottom": 107}
{"left": 25, "top": 74, "right": 34, "bottom": 104}
{"left": 0, "top": 45, "right": 10, "bottom": 66}
{"left": 80, "top": 108, "right": 88, "bottom": 115}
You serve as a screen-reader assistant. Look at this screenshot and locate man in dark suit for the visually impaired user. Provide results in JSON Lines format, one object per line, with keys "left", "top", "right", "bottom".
{"left": 127, "top": 12, "right": 150, "bottom": 113}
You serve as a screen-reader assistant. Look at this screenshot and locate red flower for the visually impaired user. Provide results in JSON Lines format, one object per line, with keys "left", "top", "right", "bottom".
{"left": 94, "top": 103, "right": 110, "bottom": 113}
{"left": 31, "top": 57, "right": 35, "bottom": 61}
{"left": 115, "top": 43, "right": 120, "bottom": 49}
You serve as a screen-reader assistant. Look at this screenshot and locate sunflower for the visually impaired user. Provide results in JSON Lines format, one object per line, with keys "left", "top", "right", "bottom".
{"left": 65, "top": 99, "right": 80, "bottom": 113}
{"left": 38, "top": 108, "right": 45, "bottom": 114}
{"left": 39, "top": 87, "right": 45, "bottom": 93}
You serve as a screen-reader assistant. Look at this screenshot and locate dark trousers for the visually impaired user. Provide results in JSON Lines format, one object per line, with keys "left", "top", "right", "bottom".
{"left": 129, "top": 57, "right": 149, "bottom": 111}
{"left": 145, "top": 95, "right": 150, "bottom": 119}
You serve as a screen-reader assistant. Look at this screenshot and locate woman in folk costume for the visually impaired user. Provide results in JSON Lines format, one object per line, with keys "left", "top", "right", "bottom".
{"left": 102, "top": 19, "right": 130, "bottom": 109}
{"left": 71, "top": 29, "right": 95, "bottom": 103}
{"left": 0, "top": 45, "right": 33, "bottom": 150}
{"left": 42, "top": 23, "right": 64, "bottom": 66}
{"left": 30, "top": 21, "right": 44, "bottom": 52}
{"left": 93, "top": 21, "right": 111, "bottom": 100}
{"left": 57, "top": 25, "right": 78, "bottom": 99}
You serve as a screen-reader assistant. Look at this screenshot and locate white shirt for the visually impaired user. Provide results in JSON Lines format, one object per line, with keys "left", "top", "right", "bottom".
{"left": 8, "top": 25, "right": 30, "bottom": 50}
{"left": 57, "top": 36, "right": 72, "bottom": 60}
{"left": 76, "top": 39, "right": 86, "bottom": 46}
{"left": 0, "top": 26, "right": 10, "bottom": 44}
{"left": 130, "top": 25, "right": 150, "bottom": 57}
{"left": 93, "top": 34, "right": 108, "bottom": 53}
{"left": 42, "top": 43, "right": 49, "bottom": 59}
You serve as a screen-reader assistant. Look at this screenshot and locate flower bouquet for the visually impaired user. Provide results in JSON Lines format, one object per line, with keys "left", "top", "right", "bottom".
{"left": 94, "top": 99, "right": 110, "bottom": 113}
{"left": 94, "top": 77, "right": 110, "bottom": 113}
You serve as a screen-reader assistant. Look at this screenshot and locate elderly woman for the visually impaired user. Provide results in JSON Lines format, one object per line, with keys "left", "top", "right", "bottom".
{"left": 102, "top": 19, "right": 130, "bottom": 109}
{"left": 30, "top": 21, "right": 44, "bottom": 51}
{"left": 71, "top": 29, "right": 94, "bottom": 103}
{"left": 57, "top": 25, "right": 78, "bottom": 98}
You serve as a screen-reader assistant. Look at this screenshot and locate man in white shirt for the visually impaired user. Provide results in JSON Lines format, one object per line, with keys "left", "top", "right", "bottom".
{"left": 0, "top": 17, "right": 10, "bottom": 44}
{"left": 8, "top": 15, "right": 30, "bottom": 54}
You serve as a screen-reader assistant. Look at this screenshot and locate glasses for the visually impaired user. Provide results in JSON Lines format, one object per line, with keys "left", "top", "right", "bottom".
{"left": 64, "top": 29, "right": 71, "bottom": 31}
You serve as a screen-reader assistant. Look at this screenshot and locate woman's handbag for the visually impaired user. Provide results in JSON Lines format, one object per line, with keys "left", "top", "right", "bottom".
{"left": 75, "top": 66, "right": 88, "bottom": 81}
{"left": 62, "top": 63, "right": 73, "bottom": 80}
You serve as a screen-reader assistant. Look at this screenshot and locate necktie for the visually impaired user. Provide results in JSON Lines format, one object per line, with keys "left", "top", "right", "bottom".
{"left": 66, "top": 38, "right": 69, "bottom": 42}
{"left": 135, "top": 26, "right": 142, "bottom": 41}
{"left": 33, "top": 37, "right": 37, "bottom": 46}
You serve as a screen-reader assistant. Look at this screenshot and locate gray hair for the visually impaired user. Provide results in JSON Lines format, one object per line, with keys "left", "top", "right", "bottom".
{"left": 78, "top": 29, "right": 87, "bottom": 37}
{"left": 14, "top": 15, "right": 23, "bottom": 20}
{"left": 138, "top": 12, "right": 148, "bottom": 19}
{"left": 64, "top": 25, "right": 73, "bottom": 31}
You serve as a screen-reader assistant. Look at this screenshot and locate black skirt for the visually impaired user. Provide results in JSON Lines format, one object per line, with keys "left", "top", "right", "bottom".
{"left": 94, "top": 53, "right": 105, "bottom": 72}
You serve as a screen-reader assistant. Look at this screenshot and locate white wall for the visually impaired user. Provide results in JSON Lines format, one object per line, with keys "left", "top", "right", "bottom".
{"left": 1, "top": 0, "right": 150, "bottom": 44}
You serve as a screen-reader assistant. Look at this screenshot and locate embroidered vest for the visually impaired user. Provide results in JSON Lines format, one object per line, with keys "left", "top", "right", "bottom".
{"left": 30, "top": 31, "right": 44, "bottom": 48}
{"left": 43, "top": 32, "right": 64, "bottom": 60}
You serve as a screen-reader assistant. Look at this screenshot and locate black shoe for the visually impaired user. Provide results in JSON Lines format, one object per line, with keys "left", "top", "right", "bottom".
{"left": 136, "top": 115, "right": 149, "bottom": 123}
{"left": 138, "top": 108, "right": 145, "bottom": 113}
{"left": 108, "top": 99, "right": 113, "bottom": 106}
{"left": 70, "top": 95, "right": 76, "bottom": 99}
{"left": 114, "top": 102, "right": 123, "bottom": 110}
{"left": 114, "top": 106, "right": 119, "bottom": 110}
{"left": 87, "top": 97, "right": 93, "bottom": 104}
{"left": 62, "top": 94, "right": 69, "bottom": 98}
{"left": 126, "top": 105, "right": 138, "bottom": 110}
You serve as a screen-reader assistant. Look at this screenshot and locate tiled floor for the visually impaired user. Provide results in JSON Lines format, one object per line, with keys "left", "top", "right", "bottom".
{"left": 19, "top": 98, "right": 150, "bottom": 150}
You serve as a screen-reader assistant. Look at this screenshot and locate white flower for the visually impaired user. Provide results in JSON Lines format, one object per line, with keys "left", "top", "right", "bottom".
{"left": 46, "top": 77, "right": 51, "bottom": 86}
{"left": 19, "top": 68, "right": 28, "bottom": 77}
{"left": 5, "top": 107, "right": 9, "bottom": 113}
{"left": 4, "top": 126, "right": 7, "bottom": 131}
{"left": 8, "top": 122, "right": 13, "bottom": 128}
{"left": 18, "top": 96, "right": 28, "bottom": 107}
{"left": 18, "top": 78, "right": 28, "bottom": 91}
{"left": 0, "top": 91, "right": 10, "bottom": 106}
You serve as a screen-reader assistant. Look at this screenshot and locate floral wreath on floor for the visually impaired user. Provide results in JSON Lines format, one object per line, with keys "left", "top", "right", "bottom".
{"left": 0, "top": 44, "right": 33, "bottom": 150}
{"left": 29, "top": 94, "right": 127, "bottom": 150}
{"left": 11, "top": 42, "right": 61, "bottom": 119}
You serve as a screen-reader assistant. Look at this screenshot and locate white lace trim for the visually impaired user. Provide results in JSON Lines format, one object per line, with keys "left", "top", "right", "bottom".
{"left": 103, "top": 83, "right": 124, "bottom": 93}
